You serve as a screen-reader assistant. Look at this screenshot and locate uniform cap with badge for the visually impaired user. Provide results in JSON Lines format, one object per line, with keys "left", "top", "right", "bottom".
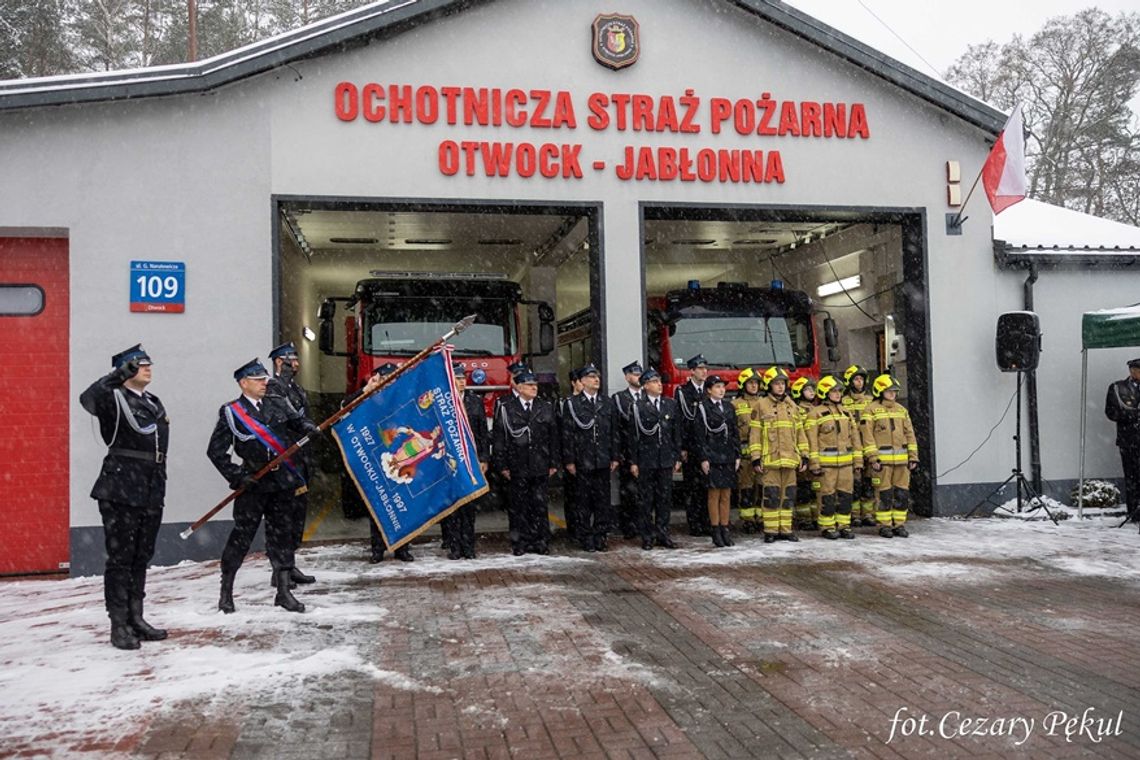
{"left": 622, "top": 361, "right": 644, "bottom": 375}
{"left": 579, "top": 363, "right": 600, "bottom": 378}
{"left": 374, "top": 362, "right": 399, "bottom": 377}
{"left": 233, "top": 358, "right": 270, "bottom": 381}
{"left": 268, "top": 341, "right": 299, "bottom": 361}
{"left": 514, "top": 371, "right": 538, "bottom": 385}
{"left": 112, "top": 344, "right": 152, "bottom": 368}
{"left": 686, "top": 354, "right": 708, "bottom": 369}
{"left": 639, "top": 368, "right": 661, "bottom": 386}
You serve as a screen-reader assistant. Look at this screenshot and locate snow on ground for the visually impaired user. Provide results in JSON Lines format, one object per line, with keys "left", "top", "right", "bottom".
{"left": 1, "top": 516, "right": 1138, "bottom": 754}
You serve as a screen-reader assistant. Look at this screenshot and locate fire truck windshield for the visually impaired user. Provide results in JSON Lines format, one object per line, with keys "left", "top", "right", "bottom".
{"left": 364, "top": 297, "right": 517, "bottom": 356}
{"left": 668, "top": 314, "right": 812, "bottom": 368}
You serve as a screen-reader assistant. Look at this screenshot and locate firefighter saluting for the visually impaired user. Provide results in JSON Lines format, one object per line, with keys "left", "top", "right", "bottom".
{"left": 749, "top": 367, "right": 808, "bottom": 542}
{"left": 805, "top": 375, "right": 862, "bottom": 540}
{"left": 732, "top": 368, "right": 764, "bottom": 533}
{"left": 860, "top": 374, "right": 918, "bottom": 538}
{"left": 80, "top": 344, "right": 170, "bottom": 650}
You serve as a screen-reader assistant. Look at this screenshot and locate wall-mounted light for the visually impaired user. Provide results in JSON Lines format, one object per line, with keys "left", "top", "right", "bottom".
{"left": 817, "top": 275, "right": 861, "bottom": 297}
{"left": 302, "top": 326, "right": 316, "bottom": 342}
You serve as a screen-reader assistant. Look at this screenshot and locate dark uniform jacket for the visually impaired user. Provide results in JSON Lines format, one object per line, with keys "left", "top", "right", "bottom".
{"left": 561, "top": 393, "right": 618, "bottom": 469}
{"left": 692, "top": 398, "right": 741, "bottom": 465}
{"left": 627, "top": 395, "right": 683, "bottom": 469}
{"left": 207, "top": 395, "right": 318, "bottom": 494}
{"left": 492, "top": 396, "right": 559, "bottom": 477}
{"left": 674, "top": 380, "right": 704, "bottom": 451}
{"left": 1106, "top": 378, "right": 1140, "bottom": 448}
{"left": 267, "top": 374, "right": 312, "bottom": 474}
{"left": 461, "top": 391, "right": 491, "bottom": 462}
{"left": 611, "top": 387, "right": 642, "bottom": 462}
{"left": 80, "top": 372, "right": 170, "bottom": 507}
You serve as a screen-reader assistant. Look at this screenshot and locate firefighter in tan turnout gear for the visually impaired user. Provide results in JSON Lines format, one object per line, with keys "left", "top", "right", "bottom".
{"left": 732, "top": 368, "right": 764, "bottom": 533}
{"left": 805, "top": 375, "right": 862, "bottom": 540}
{"left": 860, "top": 374, "right": 918, "bottom": 538}
{"left": 790, "top": 376, "right": 820, "bottom": 531}
{"left": 842, "top": 365, "right": 875, "bottom": 526}
{"left": 749, "top": 367, "right": 808, "bottom": 543}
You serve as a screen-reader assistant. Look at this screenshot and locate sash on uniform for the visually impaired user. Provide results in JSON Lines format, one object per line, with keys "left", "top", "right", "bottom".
{"left": 228, "top": 402, "right": 302, "bottom": 479}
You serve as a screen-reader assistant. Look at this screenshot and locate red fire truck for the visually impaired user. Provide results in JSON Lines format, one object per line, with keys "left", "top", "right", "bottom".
{"left": 318, "top": 272, "right": 554, "bottom": 415}
{"left": 649, "top": 280, "right": 836, "bottom": 398}
{"left": 557, "top": 280, "right": 836, "bottom": 395}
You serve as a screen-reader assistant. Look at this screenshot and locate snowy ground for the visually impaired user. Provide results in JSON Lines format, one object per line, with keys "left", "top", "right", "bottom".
{"left": 1, "top": 515, "right": 1138, "bottom": 757}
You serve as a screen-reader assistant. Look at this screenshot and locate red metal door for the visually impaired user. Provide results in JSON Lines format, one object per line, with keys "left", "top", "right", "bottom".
{"left": 0, "top": 238, "right": 69, "bottom": 574}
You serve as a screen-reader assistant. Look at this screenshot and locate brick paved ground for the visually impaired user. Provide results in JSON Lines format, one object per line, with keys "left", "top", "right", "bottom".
{"left": 5, "top": 517, "right": 1139, "bottom": 759}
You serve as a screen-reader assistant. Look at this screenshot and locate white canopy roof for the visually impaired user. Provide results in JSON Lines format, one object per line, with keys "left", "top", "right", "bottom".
{"left": 994, "top": 198, "right": 1140, "bottom": 252}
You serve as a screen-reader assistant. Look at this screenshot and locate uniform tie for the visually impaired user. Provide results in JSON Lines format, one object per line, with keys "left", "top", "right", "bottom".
{"left": 523, "top": 401, "right": 531, "bottom": 413}
{"left": 653, "top": 398, "right": 660, "bottom": 411}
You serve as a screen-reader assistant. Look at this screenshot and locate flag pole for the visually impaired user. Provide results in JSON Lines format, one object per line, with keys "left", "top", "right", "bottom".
{"left": 180, "top": 314, "right": 478, "bottom": 539}
{"left": 950, "top": 168, "right": 985, "bottom": 228}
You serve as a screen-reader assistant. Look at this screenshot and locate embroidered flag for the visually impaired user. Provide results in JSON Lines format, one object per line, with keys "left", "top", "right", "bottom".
{"left": 332, "top": 350, "right": 487, "bottom": 549}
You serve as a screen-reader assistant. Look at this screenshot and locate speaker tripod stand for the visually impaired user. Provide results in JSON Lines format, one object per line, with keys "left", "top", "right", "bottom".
{"left": 965, "top": 372, "right": 1059, "bottom": 524}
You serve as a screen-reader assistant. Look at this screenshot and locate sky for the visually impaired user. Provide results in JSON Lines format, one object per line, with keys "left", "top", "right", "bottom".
{"left": 784, "top": 0, "right": 1140, "bottom": 80}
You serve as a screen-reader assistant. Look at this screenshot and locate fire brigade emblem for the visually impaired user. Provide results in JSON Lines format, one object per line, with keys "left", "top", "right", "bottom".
{"left": 592, "top": 13, "right": 640, "bottom": 70}
{"left": 379, "top": 425, "right": 456, "bottom": 484}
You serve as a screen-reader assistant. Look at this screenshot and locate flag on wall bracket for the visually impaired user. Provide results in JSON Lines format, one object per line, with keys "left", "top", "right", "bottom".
{"left": 981, "top": 103, "right": 1027, "bottom": 214}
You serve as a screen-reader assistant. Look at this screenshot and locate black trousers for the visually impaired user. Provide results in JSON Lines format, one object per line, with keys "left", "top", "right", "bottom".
{"left": 576, "top": 467, "right": 613, "bottom": 543}
{"left": 562, "top": 471, "right": 579, "bottom": 541}
{"left": 1122, "top": 444, "right": 1140, "bottom": 514}
{"left": 617, "top": 464, "right": 639, "bottom": 537}
{"left": 639, "top": 467, "right": 674, "bottom": 542}
{"left": 508, "top": 475, "right": 549, "bottom": 551}
{"left": 290, "top": 490, "right": 308, "bottom": 553}
{"left": 680, "top": 457, "right": 709, "bottom": 533}
{"left": 221, "top": 490, "right": 296, "bottom": 576}
{"left": 99, "top": 500, "right": 163, "bottom": 619}
{"left": 442, "top": 498, "right": 479, "bottom": 552}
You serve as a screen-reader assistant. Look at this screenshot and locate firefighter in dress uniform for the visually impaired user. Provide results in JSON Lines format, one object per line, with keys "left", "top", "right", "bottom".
{"left": 208, "top": 359, "right": 320, "bottom": 613}
{"left": 442, "top": 362, "right": 490, "bottom": 559}
{"left": 80, "top": 344, "right": 170, "bottom": 650}
{"left": 860, "top": 374, "right": 919, "bottom": 538}
{"left": 750, "top": 367, "right": 809, "bottom": 543}
{"left": 558, "top": 368, "right": 584, "bottom": 545}
{"left": 612, "top": 361, "right": 644, "bottom": 539}
{"left": 1104, "top": 358, "right": 1140, "bottom": 524}
{"left": 805, "top": 375, "right": 862, "bottom": 540}
{"left": 562, "top": 364, "right": 620, "bottom": 552}
{"left": 626, "top": 368, "right": 683, "bottom": 550}
{"left": 732, "top": 368, "right": 765, "bottom": 534}
{"left": 342, "top": 363, "right": 415, "bottom": 563}
{"left": 693, "top": 376, "right": 741, "bottom": 548}
{"left": 842, "top": 365, "right": 876, "bottom": 526}
{"left": 492, "top": 370, "right": 559, "bottom": 555}
{"left": 790, "top": 376, "right": 821, "bottom": 531}
{"left": 675, "top": 354, "right": 711, "bottom": 535}
{"left": 265, "top": 341, "right": 316, "bottom": 589}
{"left": 490, "top": 361, "right": 529, "bottom": 542}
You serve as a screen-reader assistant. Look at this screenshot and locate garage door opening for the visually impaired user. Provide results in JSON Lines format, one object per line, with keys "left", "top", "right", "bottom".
{"left": 274, "top": 198, "right": 600, "bottom": 540}
{"left": 640, "top": 204, "right": 933, "bottom": 515}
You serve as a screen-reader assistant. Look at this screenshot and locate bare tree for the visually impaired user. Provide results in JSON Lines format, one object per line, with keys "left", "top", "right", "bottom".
{"left": 0, "top": 0, "right": 76, "bottom": 78}
{"left": 947, "top": 8, "right": 1140, "bottom": 225}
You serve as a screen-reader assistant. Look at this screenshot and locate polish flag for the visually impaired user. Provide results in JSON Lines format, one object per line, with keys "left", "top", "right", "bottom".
{"left": 982, "top": 103, "right": 1027, "bottom": 215}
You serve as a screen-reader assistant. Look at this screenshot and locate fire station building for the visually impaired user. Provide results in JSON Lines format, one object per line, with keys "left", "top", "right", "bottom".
{"left": 1, "top": 0, "right": 1137, "bottom": 576}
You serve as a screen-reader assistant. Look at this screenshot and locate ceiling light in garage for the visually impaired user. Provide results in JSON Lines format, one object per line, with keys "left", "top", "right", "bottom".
{"left": 478, "top": 239, "right": 524, "bottom": 245}
{"left": 732, "top": 239, "right": 779, "bottom": 246}
{"left": 329, "top": 237, "right": 379, "bottom": 244}
{"left": 672, "top": 239, "right": 715, "bottom": 245}
{"left": 817, "top": 275, "right": 861, "bottom": 297}
{"left": 404, "top": 239, "right": 452, "bottom": 245}
{"left": 303, "top": 326, "right": 316, "bottom": 341}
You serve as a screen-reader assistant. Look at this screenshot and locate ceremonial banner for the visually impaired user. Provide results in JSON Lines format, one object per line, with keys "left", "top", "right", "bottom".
{"left": 332, "top": 350, "right": 487, "bottom": 549}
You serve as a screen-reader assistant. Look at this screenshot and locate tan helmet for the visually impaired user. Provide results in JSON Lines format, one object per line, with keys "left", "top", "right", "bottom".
{"left": 871, "top": 373, "right": 902, "bottom": 398}
{"left": 816, "top": 374, "right": 845, "bottom": 397}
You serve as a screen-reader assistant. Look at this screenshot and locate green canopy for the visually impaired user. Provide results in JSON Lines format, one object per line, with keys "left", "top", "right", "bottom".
{"left": 1081, "top": 305, "right": 1140, "bottom": 350}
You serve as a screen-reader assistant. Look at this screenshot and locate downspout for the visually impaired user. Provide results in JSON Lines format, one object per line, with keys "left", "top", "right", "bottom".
{"left": 1023, "top": 262, "right": 1042, "bottom": 493}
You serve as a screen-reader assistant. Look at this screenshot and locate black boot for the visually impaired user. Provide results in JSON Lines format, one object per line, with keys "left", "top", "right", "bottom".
{"left": 290, "top": 567, "right": 316, "bottom": 584}
{"left": 763, "top": 533, "right": 777, "bottom": 544}
{"left": 878, "top": 525, "right": 895, "bottom": 538}
{"left": 219, "top": 571, "right": 236, "bottom": 614}
{"left": 840, "top": 527, "right": 856, "bottom": 539}
{"left": 394, "top": 546, "right": 415, "bottom": 562}
{"left": 712, "top": 526, "right": 725, "bottom": 547}
{"left": 722, "top": 526, "right": 734, "bottom": 547}
{"left": 270, "top": 571, "right": 296, "bottom": 589}
{"left": 128, "top": 598, "right": 167, "bottom": 641}
{"left": 110, "top": 616, "right": 140, "bottom": 650}
{"left": 274, "top": 570, "right": 306, "bottom": 613}
{"left": 892, "top": 525, "right": 909, "bottom": 538}
{"left": 783, "top": 532, "right": 800, "bottom": 542}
